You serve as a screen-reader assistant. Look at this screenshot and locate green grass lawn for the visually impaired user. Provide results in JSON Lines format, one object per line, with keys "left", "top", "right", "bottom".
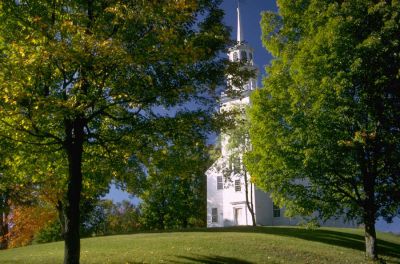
{"left": 0, "top": 227, "right": 399, "bottom": 263}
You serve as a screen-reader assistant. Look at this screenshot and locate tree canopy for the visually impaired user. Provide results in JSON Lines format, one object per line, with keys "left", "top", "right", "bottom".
{"left": 140, "top": 130, "right": 210, "bottom": 230}
{"left": 0, "top": 1, "right": 232, "bottom": 263}
{"left": 246, "top": 0, "right": 400, "bottom": 260}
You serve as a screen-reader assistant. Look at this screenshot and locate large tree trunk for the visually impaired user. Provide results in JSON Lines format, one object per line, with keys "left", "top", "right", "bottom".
{"left": 362, "top": 150, "right": 378, "bottom": 260}
{"left": 243, "top": 170, "right": 256, "bottom": 226}
{"left": 363, "top": 185, "right": 377, "bottom": 260}
{"left": 63, "top": 119, "right": 85, "bottom": 264}
{"left": 57, "top": 200, "right": 66, "bottom": 236}
{"left": 364, "top": 211, "right": 377, "bottom": 260}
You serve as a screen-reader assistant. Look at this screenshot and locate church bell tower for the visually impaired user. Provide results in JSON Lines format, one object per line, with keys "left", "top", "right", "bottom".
{"left": 222, "top": 3, "right": 258, "bottom": 105}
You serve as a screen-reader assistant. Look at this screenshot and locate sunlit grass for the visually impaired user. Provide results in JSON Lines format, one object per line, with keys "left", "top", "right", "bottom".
{"left": 0, "top": 227, "right": 399, "bottom": 263}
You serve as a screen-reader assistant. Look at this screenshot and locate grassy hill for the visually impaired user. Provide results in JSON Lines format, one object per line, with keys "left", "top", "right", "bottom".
{"left": 0, "top": 227, "right": 399, "bottom": 264}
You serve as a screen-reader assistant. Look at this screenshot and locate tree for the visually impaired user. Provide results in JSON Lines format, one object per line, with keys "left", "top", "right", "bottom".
{"left": 140, "top": 172, "right": 206, "bottom": 230}
{"left": 246, "top": 0, "right": 400, "bottom": 260}
{"left": 0, "top": 1, "right": 231, "bottom": 263}
{"left": 140, "top": 126, "right": 210, "bottom": 230}
{"left": 0, "top": 140, "right": 18, "bottom": 249}
{"left": 7, "top": 204, "right": 57, "bottom": 248}
{"left": 80, "top": 199, "right": 140, "bottom": 236}
{"left": 35, "top": 199, "right": 141, "bottom": 242}
{"left": 0, "top": 139, "right": 40, "bottom": 249}
{"left": 103, "top": 200, "right": 140, "bottom": 234}
{"left": 34, "top": 220, "right": 63, "bottom": 244}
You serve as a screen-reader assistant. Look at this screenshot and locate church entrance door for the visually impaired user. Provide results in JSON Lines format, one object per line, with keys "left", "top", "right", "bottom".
{"left": 234, "top": 208, "right": 244, "bottom": 225}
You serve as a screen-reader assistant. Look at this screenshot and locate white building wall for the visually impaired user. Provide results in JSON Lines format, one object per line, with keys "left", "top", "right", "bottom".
{"left": 207, "top": 155, "right": 261, "bottom": 227}
{"left": 207, "top": 163, "right": 358, "bottom": 228}
{"left": 207, "top": 161, "right": 358, "bottom": 228}
{"left": 272, "top": 208, "right": 300, "bottom": 226}
{"left": 222, "top": 176, "right": 254, "bottom": 226}
{"left": 206, "top": 163, "right": 224, "bottom": 227}
{"left": 253, "top": 188, "right": 273, "bottom": 226}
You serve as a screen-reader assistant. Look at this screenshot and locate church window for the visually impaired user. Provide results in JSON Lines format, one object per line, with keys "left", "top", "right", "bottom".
{"left": 235, "top": 180, "right": 241, "bottom": 192}
{"left": 233, "top": 51, "right": 238, "bottom": 61}
{"left": 217, "top": 176, "right": 223, "bottom": 190}
{"left": 212, "top": 208, "right": 218, "bottom": 222}
{"left": 249, "top": 52, "right": 253, "bottom": 61}
{"left": 273, "top": 204, "right": 281, "bottom": 217}
{"left": 241, "top": 50, "right": 247, "bottom": 61}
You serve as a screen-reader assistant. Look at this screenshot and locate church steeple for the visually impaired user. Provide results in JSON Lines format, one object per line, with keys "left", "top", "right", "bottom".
{"left": 237, "top": 3, "right": 243, "bottom": 43}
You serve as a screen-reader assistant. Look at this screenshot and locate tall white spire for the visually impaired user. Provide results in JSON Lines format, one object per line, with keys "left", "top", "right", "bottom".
{"left": 236, "top": 2, "right": 243, "bottom": 43}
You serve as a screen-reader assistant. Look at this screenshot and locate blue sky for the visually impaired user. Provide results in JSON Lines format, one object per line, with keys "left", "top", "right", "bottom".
{"left": 106, "top": 0, "right": 400, "bottom": 234}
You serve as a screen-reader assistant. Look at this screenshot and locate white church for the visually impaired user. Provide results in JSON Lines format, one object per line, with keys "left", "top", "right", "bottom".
{"left": 206, "top": 6, "right": 355, "bottom": 228}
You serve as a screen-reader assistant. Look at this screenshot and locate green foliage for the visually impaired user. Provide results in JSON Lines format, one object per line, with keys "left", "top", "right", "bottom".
{"left": 139, "top": 173, "right": 206, "bottom": 230}
{"left": 99, "top": 200, "right": 140, "bottom": 235}
{"left": 139, "top": 135, "right": 210, "bottom": 230}
{"left": 298, "top": 218, "right": 321, "bottom": 231}
{"left": 0, "top": 139, "right": 46, "bottom": 249}
{"left": 34, "top": 221, "right": 63, "bottom": 244}
{"left": 35, "top": 199, "right": 140, "bottom": 243}
{"left": 247, "top": 0, "right": 400, "bottom": 259}
{"left": 0, "top": 0, "right": 233, "bottom": 261}
{"left": 248, "top": 0, "right": 400, "bottom": 220}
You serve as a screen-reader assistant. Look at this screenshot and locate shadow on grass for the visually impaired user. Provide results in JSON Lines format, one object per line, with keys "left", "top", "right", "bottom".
{"left": 174, "top": 255, "right": 253, "bottom": 264}
{"left": 119, "top": 226, "right": 399, "bottom": 261}
{"left": 196, "top": 226, "right": 400, "bottom": 260}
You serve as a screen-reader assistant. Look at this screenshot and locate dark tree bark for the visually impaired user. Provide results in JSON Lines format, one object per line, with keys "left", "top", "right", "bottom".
{"left": 363, "top": 176, "right": 378, "bottom": 260}
{"left": 63, "top": 118, "right": 85, "bottom": 264}
{"left": 361, "top": 141, "right": 378, "bottom": 261}
{"left": 57, "top": 200, "right": 66, "bottom": 236}
{"left": 364, "top": 210, "right": 377, "bottom": 260}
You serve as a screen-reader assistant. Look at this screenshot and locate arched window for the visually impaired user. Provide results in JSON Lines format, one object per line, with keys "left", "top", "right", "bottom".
{"left": 249, "top": 52, "right": 253, "bottom": 61}
{"left": 241, "top": 50, "right": 247, "bottom": 61}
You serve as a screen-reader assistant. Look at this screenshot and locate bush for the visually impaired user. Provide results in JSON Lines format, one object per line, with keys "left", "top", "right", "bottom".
{"left": 34, "top": 220, "right": 63, "bottom": 244}
{"left": 298, "top": 218, "right": 320, "bottom": 230}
